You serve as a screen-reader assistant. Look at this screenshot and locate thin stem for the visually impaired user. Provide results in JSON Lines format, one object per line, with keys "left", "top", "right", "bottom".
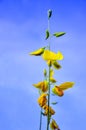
{"left": 39, "top": 108, "right": 42, "bottom": 130}
{"left": 47, "top": 18, "right": 51, "bottom": 130}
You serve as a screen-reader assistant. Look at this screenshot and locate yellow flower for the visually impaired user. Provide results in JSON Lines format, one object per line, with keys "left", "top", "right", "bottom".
{"left": 43, "top": 105, "right": 55, "bottom": 116}
{"left": 33, "top": 80, "right": 48, "bottom": 92}
{"left": 42, "top": 50, "right": 64, "bottom": 61}
{"left": 37, "top": 93, "right": 47, "bottom": 107}
{"left": 52, "top": 82, "right": 75, "bottom": 97}
{"left": 29, "top": 47, "right": 45, "bottom": 56}
{"left": 52, "top": 86, "right": 64, "bottom": 97}
{"left": 50, "top": 119, "right": 59, "bottom": 130}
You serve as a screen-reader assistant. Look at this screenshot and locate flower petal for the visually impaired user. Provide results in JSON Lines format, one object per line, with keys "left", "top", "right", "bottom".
{"left": 59, "top": 82, "right": 75, "bottom": 90}
{"left": 56, "top": 51, "right": 64, "bottom": 60}
{"left": 42, "top": 50, "right": 62, "bottom": 61}
{"left": 33, "top": 81, "right": 48, "bottom": 92}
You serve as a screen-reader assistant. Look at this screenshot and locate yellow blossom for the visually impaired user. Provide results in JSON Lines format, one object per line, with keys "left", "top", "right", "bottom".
{"left": 37, "top": 93, "right": 47, "bottom": 107}
{"left": 33, "top": 80, "right": 48, "bottom": 92}
{"left": 52, "top": 82, "right": 74, "bottom": 96}
{"left": 43, "top": 105, "right": 55, "bottom": 116}
{"left": 50, "top": 119, "right": 59, "bottom": 130}
{"left": 42, "top": 50, "right": 64, "bottom": 61}
{"left": 52, "top": 86, "right": 64, "bottom": 97}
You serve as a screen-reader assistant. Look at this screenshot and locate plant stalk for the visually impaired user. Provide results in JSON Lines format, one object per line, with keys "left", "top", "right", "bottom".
{"left": 47, "top": 18, "right": 51, "bottom": 130}
{"left": 39, "top": 108, "right": 42, "bottom": 130}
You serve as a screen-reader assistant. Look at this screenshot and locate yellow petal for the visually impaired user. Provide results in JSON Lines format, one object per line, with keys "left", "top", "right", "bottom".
{"left": 33, "top": 81, "right": 48, "bottom": 92}
{"left": 56, "top": 51, "right": 64, "bottom": 60}
{"left": 52, "top": 61, "right": 61, "bottom": 69}
{"left": 59, "top": 82, "right": 75, "bottom": 90}
{"left": 42, "top": 50, "right": 61, "bottom": 61}
{"left": 52, "top": 86, "right": 64, "bottom": 97}
{"left": 33, "top": 82, "right": 42, "bottom": 89}
{"left": 29, "top": 47, "right": 45, "bottom": 56}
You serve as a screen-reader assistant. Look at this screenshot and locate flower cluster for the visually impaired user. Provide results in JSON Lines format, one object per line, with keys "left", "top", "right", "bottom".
{"left": 29, "top": 10, "right": 75, "bottom": 130}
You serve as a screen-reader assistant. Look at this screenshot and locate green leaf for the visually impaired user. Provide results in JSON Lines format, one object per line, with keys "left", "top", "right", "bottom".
{"left": 53, "top": 32, "right": 66, "bottom": 37}
{"left": 46, "top": 30, "right": 50, "bottom": 40}
{"left": 51, "top": 102, "right": 58, "bottom": 105}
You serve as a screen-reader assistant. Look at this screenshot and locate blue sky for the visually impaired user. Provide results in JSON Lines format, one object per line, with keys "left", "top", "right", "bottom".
{"left": 0, "top": 0, "right": 86, "bottom": 130}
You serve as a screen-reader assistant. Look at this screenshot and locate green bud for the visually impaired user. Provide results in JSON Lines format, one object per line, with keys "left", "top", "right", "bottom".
{"left": 47, "top": 9, "right": 52, "bottom": 19}
{"left": 45, "top": 30, "right": 50, "bottom": 40}
{"left": 43, "top": 69, "right": 47, "bottom": 77}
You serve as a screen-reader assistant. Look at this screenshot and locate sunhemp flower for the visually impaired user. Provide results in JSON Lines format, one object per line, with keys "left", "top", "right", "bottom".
{"left": 52, "top": 82, "right": 75, "bottom": 96}
{"left": 52, "top": 86, "right": 64, "bottom": 97}
{"left": 43, "top": 105, "right": 55, "bottom": 116}
{"left": 50, "top": 119, "right": 60, "bottom": 130}
{"left": 42, "top": 50, "right": 64, "bottom": 61}
{"left": 33, "top": 80, "right": 48, "bottom": 92}
{"left": 37, "top": 93, "right": 48, "bottom": 107}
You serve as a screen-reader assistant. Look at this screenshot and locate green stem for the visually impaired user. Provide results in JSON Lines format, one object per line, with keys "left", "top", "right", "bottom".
{"left": 47, "top": 18, "right": 51, "bottom": 130}
{"left": 39, "top": 108, "right": 42, "bottom": 130}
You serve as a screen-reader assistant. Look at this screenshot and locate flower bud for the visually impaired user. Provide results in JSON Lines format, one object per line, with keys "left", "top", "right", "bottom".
{"left": 43, "top": 69, "right": 47, "bottom": 77}
{"left": 47, "top": 9, "right": 52, "bottom": 19}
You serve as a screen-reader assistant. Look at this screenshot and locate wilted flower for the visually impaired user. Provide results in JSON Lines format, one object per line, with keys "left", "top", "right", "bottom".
{"left": 37, "top": 93, "right": 47, "bottom": 107}
{"left": 50, "top": 119, "right": 59, "bottom": 130}
{"left": 43, "top": 105, "right": 55, "bottom": 116}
